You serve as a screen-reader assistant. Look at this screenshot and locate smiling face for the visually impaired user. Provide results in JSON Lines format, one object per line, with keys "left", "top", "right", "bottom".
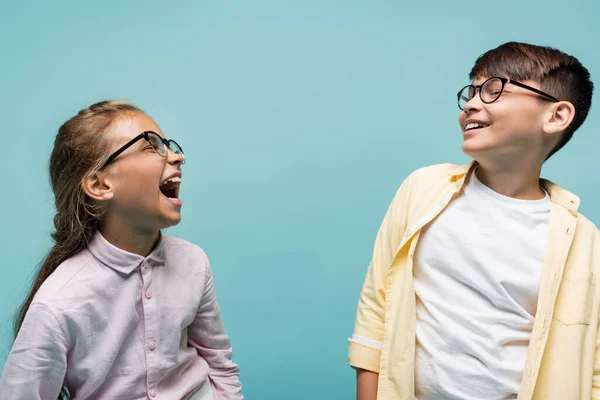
{"left": 458, "top": 76, "right": 558, "bottom": 165}
{"left": 101, "top": 112, "right": 185, "bottom": 234}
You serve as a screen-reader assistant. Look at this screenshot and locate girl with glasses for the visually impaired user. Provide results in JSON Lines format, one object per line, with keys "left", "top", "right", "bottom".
{"left": 1, "top": 101, "right": 243, "bottom": 400}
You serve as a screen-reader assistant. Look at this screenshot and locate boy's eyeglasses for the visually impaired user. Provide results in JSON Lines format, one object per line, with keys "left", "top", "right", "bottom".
{"left": 457, "top": 77, "right": 560, "bottom": 110}
{"left": 100, "top": 131, "right": 184, "bottom": 169}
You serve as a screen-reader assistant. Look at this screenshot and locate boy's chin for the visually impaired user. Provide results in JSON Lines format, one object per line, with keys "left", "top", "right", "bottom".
{"left": 461, "top": 140, "right": 486, "bottom": 158}
{"left": 461, "top": 136, "right": 497, "bottom": 158}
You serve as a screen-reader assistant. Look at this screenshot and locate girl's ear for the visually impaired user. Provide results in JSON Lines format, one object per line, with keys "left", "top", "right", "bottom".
{"left": 82, "top": 171, "right": 114, "bottom": 201}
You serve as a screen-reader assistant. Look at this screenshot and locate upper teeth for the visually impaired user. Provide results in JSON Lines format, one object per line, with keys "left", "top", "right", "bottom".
{"left": 465, "top": 122, "right": 484, "bottom": 130}
{"left": 161, "top": 177, "right": 181, "bottom": 186}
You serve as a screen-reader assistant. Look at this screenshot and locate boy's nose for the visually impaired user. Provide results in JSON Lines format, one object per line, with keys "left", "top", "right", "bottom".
{"left": 463, "top": 93, "right": 483, "bottom": 113}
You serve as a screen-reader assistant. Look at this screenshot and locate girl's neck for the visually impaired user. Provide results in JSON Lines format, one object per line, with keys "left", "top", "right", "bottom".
{"left": 99, "top": 219, "right": 160, "bottom": 257}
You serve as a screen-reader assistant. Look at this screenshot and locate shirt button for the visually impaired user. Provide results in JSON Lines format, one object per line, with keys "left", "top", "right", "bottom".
{"left": 149, "top": 389, "right": 157, "bottom": 398}
{"left": 145, "top": 291, "right": 153, "bottom": 299}
{"left": 148, "top": 341, "right": 156, "bottom": 350}
{"left": 553, "top": 271, "right": 560, "bottom": 280}
{"left": 405, "top": 229, "right": 412, "bottom": 237}
{"left": 141, "top": 266, "right": 148, "bottom": 275}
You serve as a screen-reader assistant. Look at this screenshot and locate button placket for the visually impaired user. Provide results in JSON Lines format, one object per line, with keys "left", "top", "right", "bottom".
{"left": 140, "top": 261, "right": 159, "bottom": 397}
{"left": 542, "top": 316, "right": 549, "bottom": 329}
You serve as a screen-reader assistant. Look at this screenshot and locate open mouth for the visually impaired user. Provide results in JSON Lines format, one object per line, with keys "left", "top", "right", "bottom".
{"left": 160, "top": 177, "right": 181, "bottom": 200}
{"left": 464, "top": 122, "right": 489, "bottom": 131}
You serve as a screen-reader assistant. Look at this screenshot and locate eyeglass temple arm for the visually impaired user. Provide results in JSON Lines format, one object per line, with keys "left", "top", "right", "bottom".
{"left": 104, "top": 133, "right": 147, "bottom": 165}
{"left": 509, "top": 81, "right": 560, "bottom": 102}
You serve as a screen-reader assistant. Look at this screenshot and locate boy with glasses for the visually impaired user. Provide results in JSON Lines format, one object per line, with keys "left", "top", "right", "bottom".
{"left": 349, "top": 42, "right": 598, "bottom": 400}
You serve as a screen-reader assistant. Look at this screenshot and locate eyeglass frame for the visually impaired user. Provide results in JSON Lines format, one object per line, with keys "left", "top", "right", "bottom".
{"left": 100, "top": 131, "right": 184, "bottom": 169}
{"left": 457, "top": 77, "right": 560, "bottom": 110}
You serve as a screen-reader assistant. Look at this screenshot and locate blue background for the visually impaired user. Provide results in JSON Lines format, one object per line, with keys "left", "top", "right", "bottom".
{"left": 1, "top": 1, "right": 599, "bottom": 398}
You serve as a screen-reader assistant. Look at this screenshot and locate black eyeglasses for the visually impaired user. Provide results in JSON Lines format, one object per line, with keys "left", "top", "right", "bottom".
{"left": 101, "top": 131, "right": 184, "bottom": 169}
{"left": 457, "top": 77, "right": 560, "bottom": 110}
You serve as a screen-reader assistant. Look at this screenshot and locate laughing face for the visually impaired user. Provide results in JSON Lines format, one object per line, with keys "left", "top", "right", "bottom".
{"left": 458, "top": 77, "right": 553, "bottom": 164}
{"left": 103, "top": 113, "right": 184, "bottom": 233}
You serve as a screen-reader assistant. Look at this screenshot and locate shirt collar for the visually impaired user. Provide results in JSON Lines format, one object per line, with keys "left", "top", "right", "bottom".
{"left": 88, "top": 231, "right": 165, "bottom": 275}
{"left": 540, "top": 178, "right": 580, "bottom": 213}
{"left": 446, "top": 160, "right": 477, "bottom": 187}
{"left": 447, "top": 160, "right": 580, "bottom": 213}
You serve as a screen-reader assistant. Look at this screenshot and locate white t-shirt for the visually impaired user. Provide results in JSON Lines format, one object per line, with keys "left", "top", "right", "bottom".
{"left": 414, "top": 170, "right": 550, "bottom": 400}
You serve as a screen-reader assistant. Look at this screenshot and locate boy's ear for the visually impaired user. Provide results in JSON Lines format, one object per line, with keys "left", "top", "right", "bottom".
{"left": 543, "top": 101, "right": 576, "bottom": 135}
{"left": 82, "top": 171, "right": 114, "bottom": 202}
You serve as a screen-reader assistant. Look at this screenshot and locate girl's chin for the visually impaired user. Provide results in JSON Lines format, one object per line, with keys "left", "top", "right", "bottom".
{"left": 161, "top": 214, "right": 181, "bottom": 229}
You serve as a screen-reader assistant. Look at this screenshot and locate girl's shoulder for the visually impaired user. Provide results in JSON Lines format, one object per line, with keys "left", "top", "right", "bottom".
{"left": 161, "top": 236, "right": 211, "bottom": 271}
{"left": 161, "top": 235, "right": 206, "bottom": 255}
{"left": 34, "top": 250, "right": 96, "bottom": 303}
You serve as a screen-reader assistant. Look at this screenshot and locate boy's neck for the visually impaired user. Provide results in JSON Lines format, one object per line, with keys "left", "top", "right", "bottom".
{"left": 99, "top": 218, "right": 160, "bottom": 257}
{"left": 474, "top": 159, "right": 546, "bottom": 200}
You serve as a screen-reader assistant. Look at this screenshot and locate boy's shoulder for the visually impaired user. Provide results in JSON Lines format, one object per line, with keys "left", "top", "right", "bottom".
{"left": 386, "top": 162, "right": 472, "bottom": 218}
{"left": 399, "top": 162, "right": 472, "bottom": 195}
{"left": 540, "top": 178, "right": 600, "bottom": 234}
{"left": 574, "top": 212, "right": 600, "bottom": 241}
{"left": 406, "top": 162, "right": 472, "bottom": 183}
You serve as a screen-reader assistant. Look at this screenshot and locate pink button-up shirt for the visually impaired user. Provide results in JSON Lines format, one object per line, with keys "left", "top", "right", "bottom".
{"left": 1, "top": 232, "right": 243, "bottom": 400}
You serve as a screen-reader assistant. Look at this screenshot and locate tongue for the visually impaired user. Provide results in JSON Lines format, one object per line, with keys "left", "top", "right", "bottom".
{"left": 160, "top": 183, "right": 177, "bottom": 198}
{"left": 161, "top": 181, "right": 176, "bottom": 191}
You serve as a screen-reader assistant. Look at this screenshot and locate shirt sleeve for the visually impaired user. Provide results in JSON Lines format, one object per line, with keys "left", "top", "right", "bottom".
{"left": 593, "top": 282, "right": 600, "bottom": 399}
{"left": 0, "top": 303, "right": 68, "bottom": 399}
{"left": 348, "top": 171, "right": 415, "bottom": 373}
{"left": 592, "top": 230, "right": 600, "bottom": 399}
{"left": 187, "top": 261, "right": 243, "bottom": 400}
{"left": 593, "top": 330, "right": 600, "bottom": 399}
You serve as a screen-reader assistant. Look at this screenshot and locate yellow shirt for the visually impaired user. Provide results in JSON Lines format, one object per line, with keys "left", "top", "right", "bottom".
{"left": 349, "top": 162, "right": 600, "bottom": 400}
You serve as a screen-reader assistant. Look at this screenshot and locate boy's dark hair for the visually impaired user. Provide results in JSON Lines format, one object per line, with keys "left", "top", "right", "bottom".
{"left": 470, "top": 42, "right": 594, "bottom": 159}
